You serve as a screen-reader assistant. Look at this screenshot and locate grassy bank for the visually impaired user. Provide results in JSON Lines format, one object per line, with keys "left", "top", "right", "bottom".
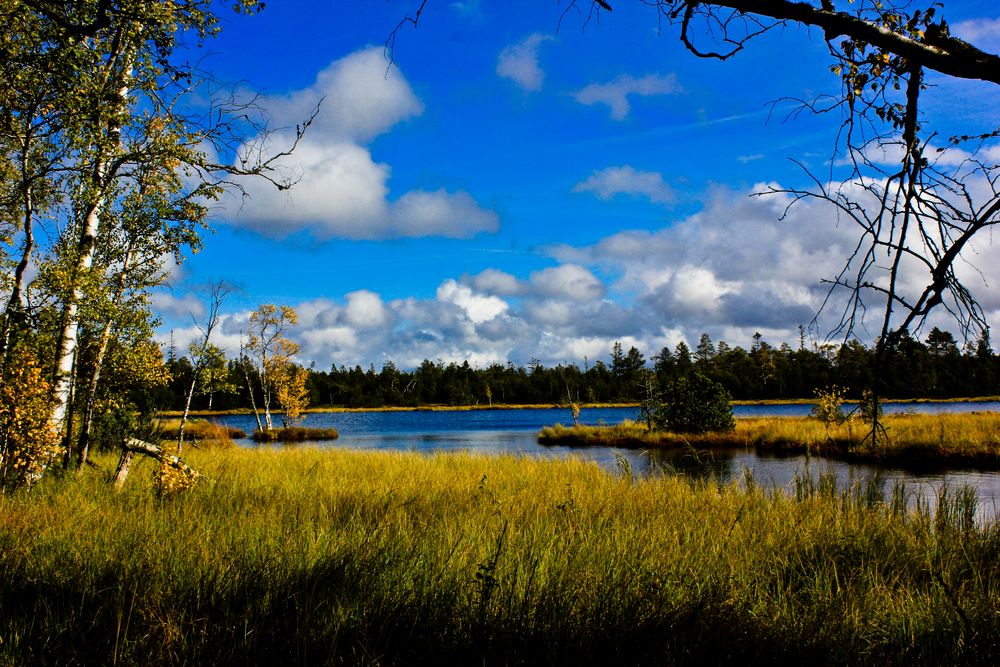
{"left": 539, "top": 412, "right": 1000, "bottom": 470}
{"left": 2, "top": 447, "right": 999, "bottom": 665}
{"left": 157, "top": 418, "right": 245, "bottom": 446}
{"left": 251, "top": 426, "right": 340, "bottom": 442}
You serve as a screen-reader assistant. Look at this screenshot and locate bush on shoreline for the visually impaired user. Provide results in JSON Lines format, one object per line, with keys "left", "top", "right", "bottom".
{"left": 645, "top": 372, "right": 735, "bottom": 434}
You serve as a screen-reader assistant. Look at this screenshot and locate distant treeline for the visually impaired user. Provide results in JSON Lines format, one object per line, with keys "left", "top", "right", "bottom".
{"left": 158, "top": 327, "right": 999, "bottom": 411}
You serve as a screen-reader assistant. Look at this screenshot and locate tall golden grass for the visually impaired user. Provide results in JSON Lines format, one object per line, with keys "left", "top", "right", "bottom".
{"left": 1, "top": 446, "right": 999, "bottom": 664}
{"left": 540, "top": 412, "right": 1000, "bottom": 469}
{"left": 156, "top": 418, "right": 244, "bottom": 447}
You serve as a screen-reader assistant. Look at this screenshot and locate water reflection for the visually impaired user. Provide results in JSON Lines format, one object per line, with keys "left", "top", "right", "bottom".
{"left": 209, "top": 404, "right": 1000, "bottom": 522}
{"left": 631, "top": 447, "right": 1000, "bottom": 523}
{"left": 644, "top": 446, "right": 738, "bottom": 481}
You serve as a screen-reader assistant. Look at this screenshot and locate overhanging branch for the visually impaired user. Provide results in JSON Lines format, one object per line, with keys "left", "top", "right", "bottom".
{"left": 626, "top": 0, "right": 1000, "bottom": 85}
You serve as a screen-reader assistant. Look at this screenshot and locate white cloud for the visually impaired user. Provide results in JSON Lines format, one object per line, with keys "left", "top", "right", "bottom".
{"left": 436, "top": 280, "right": 509, "bottom": 324}
{"left": 265, "top": 47, "right": 423, "bottom": 144}
{"left": 671, "top": 265, "right": 738, "bottom": 311}
{"left": 392, "top": 190, "right": 499, "bottom": 238}
{"left": 572, "top": 74, "right": 680, "bottom": 120}
{"left": 169, "top": 180, "right": 1000, "bottom": 370}
{"left": 344, "top": 290, "right": 391, "bottom": 330}
{"left": 840, "top": 138, "right": 1000, "bottom": 171}
{"left": 151, "top": 292, "right": 205, "bottom": 320}
{"left": 470, "top": 268, "right": 524, "bottom": 295}
{"left": 574, "top": 165, "right": 675, "bottom": 205}
{"left": 497, "top": 33, "right": 553, "bottom": 92}
{"left": 530, "top": 264, "right": 605, "bottom": 301}
{"left": 222, "top": 46, "right": 499, "bottom": 240}
{"left": 952, "top": 17, "right": 1000, "bottom": 50}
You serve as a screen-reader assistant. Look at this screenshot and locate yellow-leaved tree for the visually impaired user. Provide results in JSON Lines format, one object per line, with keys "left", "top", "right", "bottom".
{"left": 244, "top": 304, "right": 300, "bottom": 434}
{"left": 0, "top": 344, "right": 58, "bottom": 491}
{"left": 274, "top": 362, "right": 310, "bottom": 428}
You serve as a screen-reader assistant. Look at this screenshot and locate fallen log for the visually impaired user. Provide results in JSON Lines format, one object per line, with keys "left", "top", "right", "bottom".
{"left": 112, "top": 437, "right": 203, "bottom": 490}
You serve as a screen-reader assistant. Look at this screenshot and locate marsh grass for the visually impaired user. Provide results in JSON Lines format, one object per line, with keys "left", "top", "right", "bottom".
{"left": 2, "top": 447, "right": 1000, "bottom": 665}
{"left": 251, "top": 426, "right": 340, "bottom": 442}
{"left": 157, "top": 418, "right": 244, "bottom": 447}
{"left": 540, "top": 412, "right": 1000, "bottom": 470}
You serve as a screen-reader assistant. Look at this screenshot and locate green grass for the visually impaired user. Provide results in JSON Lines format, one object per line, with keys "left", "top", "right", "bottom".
{"left": 2, "top": 447, "right": 1000, "bottom": 665}
{"left": 540, "top": 412, "right": 1000, "bottom": 470}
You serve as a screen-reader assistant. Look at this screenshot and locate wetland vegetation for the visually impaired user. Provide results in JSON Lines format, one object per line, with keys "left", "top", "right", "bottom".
{"left": 539, "top": 412, "right": 1000, "bottom": 471}
{"left": 3, "top": 446, "right": 1000, "bottom": 666}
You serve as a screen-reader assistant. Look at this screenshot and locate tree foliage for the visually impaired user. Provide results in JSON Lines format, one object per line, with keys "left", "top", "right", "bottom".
{"left": 0, "top": 343, "right": 57, "bottom": 491}
{"left": 648, "top": 372, "right": 735, "bottom": 434}
{"left": 0, "top": 1, "right": 307, "bottom": 481}
{"left": 245, "top": 304, "right": 300, "bottom": 433}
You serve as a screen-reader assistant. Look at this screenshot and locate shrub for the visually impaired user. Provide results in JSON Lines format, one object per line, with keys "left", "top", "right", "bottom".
{"left": 857, "top": 388, "right": 883, "bottom": 424}
{"left": 650, "top": 373, "right": 735, "bottom": 434}
{"left": 0, "top": 345, "right": 60, "bottom": 490}
{"left": 811, "top": 385, "right": 849, "bottom": 434}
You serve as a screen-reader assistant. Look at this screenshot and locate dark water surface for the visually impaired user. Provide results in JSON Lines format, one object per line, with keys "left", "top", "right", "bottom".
{"left": 211, "top": 402, "right": 1000, "bottom": 521}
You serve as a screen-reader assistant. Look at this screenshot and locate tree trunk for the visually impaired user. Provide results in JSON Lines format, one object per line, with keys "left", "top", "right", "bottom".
{"left": 76, "top": 318, "right": 113, "bottom": 466}
{"left": 76, "top": 240, "right": 136, "bottom": 466}
{"left": 241, "top": 354, "right": 264, "bottom": 433}
{"left": 178, "top": 376, "right": 197, "bottom": 453}
{"left": 51, "top": 30, "right": 133, "bottom": 457}
{"left": 0, "top": 176, "right": 34, "bottom": 368}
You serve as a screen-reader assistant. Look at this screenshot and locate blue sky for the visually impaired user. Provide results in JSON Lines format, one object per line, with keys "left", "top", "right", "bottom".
{"left": 154, "top": 0, "right": 1000, "bottom": 369}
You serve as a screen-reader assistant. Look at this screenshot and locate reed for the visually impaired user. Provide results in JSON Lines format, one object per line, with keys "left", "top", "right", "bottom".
{"left": 540, "top": 412, "right": 1000, "bottom": 470}
{"left": 156, "top": 418, "right": 245, "bottom": 447}
{"left": 250, "top": 426, "right": 340, "bottom": 442}
{"left": 2, "top": 446, "right": 999, "bottom": 665}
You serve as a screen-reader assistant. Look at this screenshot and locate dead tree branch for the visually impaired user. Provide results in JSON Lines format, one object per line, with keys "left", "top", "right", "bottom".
{"left": 112, "top": 437, "right": 202, "bottom": 491}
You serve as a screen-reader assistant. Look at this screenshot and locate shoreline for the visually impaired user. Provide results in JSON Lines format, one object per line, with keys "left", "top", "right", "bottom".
{"left": 158, "top": 395, "right": 1000, "bottom": 418}
{"left": 538, "top": 413, "right": 1000, "bottom": 473}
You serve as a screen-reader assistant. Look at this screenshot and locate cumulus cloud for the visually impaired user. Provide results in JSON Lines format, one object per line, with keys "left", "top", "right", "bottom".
{"left": 470, "top": 268, "right": 524, "bottom": 296}
{"left": 839, "top": 137, "right": 1000, "bottom": 171}
{"left": 574, "top": 165, "right": 675, "bottom": 205}
{"left": 497, "top": 33, "right": 553, "bottom": 92}
{"left": 529, "top": 264, "right": 605, "bottom": 301}
{"left": 573, "top": 74, "right": 680, "bottom": 120}
{"left": 952, "top": 17, "right": 1000, "bottom": 50}
{"left": 222, "top": 46, "right": 499, "bottom": 240}
{"left": 166, "top": 179, "right": 1000, "bottom": 370}
{"left": 151, "top": 292, "right": 205, "bottom": 320}
{"left": 392, "top": 190, "right": 499, "bottom": 238}
{"left": 343, "top": 290, "right": 392, "bottom": 330}
{"left": 437, "top": 280, "right": 509, "bottom": 323}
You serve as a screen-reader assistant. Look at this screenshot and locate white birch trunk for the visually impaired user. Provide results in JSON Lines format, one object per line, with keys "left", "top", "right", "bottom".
{"left": 51, "top": 35, "right": 133, "bottom": 447}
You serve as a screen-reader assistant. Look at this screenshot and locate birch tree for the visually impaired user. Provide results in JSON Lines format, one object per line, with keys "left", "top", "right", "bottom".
{"left": 245, "top": 304, "right": 299, "bottom": 433}
{"left": 0, "top": 1, "right": 312, "bottom": 472}
{"left": 176, "top": 281, "right": 231, "bottom": 452}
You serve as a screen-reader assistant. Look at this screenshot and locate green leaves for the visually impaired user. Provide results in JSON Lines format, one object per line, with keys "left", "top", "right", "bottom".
{"left": 648, "top": 372, "right": 735, "bottom": 434}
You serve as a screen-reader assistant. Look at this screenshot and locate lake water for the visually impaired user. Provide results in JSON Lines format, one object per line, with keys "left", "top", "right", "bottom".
{"left": 209, "top": 402, "right": 1000, "bottom": 521}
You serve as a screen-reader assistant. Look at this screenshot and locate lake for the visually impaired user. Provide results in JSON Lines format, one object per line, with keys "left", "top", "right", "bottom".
{"left": 209, "top": 402, "right": 1000, "bottom": 521}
